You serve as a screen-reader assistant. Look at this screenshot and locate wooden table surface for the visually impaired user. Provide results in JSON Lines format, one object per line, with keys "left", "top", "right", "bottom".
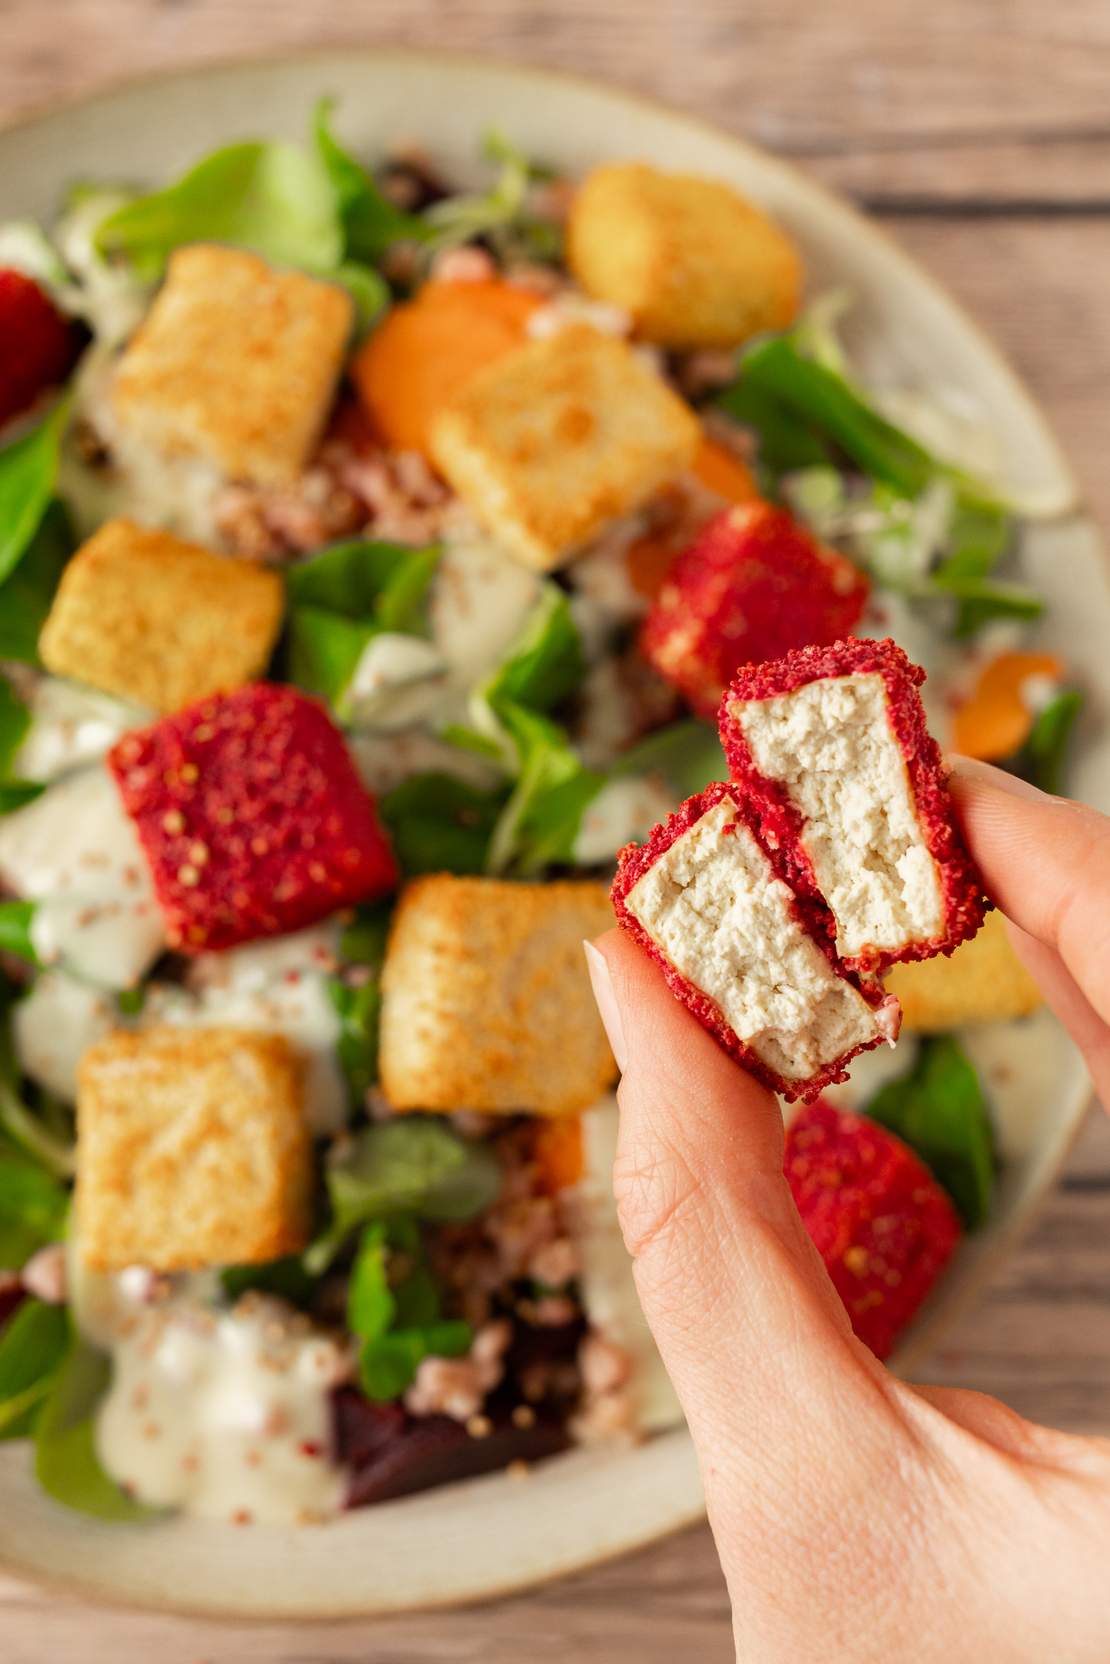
{"left": 3, "top": 3, "right": 1110, "bottom": 1658}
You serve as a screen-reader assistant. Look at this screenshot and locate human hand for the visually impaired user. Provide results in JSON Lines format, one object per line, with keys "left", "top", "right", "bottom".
{"left": 584, "top": 760, "right": 1110, "bottom": 1663}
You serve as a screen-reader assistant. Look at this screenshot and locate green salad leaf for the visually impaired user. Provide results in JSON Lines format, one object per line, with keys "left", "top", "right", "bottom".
{"left": 347, "top": 1219, "right": 471, "bottom": 1402}
{"left": 866, "top": 1036, "right": 995, "bottom": 1228}
{"left": 380, "top": 772, "right": 506, "bottom": 876}
{"left": 0, "top": 499, "right": 74, "bottom": 664}
{"left": 609, "top": 720, "right": 724, "bottom": 800}
{"left": 484, "top": 702, "right": 604, "bottom": 876}
{"left": 483, "top": 584, "right": 584, "bottom": 714}
{"left": 0, "top": 1150, "right": 68, "bottom": 1272}
{"left": 0, "top": 399, "right": 71, "bottom": 587}
{"left": 286, "top": 538, "right": 441, "bottom": 708}
{"left": 0, "top": 900, "right": 38, "bottom": 966}
{"left": 312, "top": 99, "right": 428, "bottom": 261}
{"left": 220, "top": 1255, "right": 317, "bottom": 1309}
{"left": 0, "top": 993, "right": 73, "bottom": 1179}
{"left": 423, "top": 128, "right": 561, "bottom": 263}
{"left": 306, "top": 1117, "right": 502, "bottom": 1274}
{"left": 1012, "top": 687, "right": 1084, "bottom": 796}
{"left": 35, "top": 1340, "right": 160, "bottom": 1520}
{"left": 324, "top": 901, "right": 394, "bottom": 1104}
{"left": 0, "top": 1298, "right": 69, "bottom": 1441}
{"left": 0, "top": 680, "right": 31, "bottom": 781}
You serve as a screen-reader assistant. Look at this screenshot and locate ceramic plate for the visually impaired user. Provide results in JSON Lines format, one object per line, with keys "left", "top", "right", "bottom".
{"left": 0, "top": 48, "right": 1103, "bottom": 1618}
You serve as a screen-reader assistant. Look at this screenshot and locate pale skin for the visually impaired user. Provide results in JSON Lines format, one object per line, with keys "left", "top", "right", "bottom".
{"left": 584, "top": 758, "right": 1110, "bottom": 1663}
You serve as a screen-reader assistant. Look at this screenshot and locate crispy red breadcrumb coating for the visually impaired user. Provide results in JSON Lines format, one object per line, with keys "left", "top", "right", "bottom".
{"left": 719, "top": 636, "right": 988, "bottom": 972}
{"left": 0, "top": 270, "right": 78, "bottom": 429}
{"left": 784, "top": 1097, "right": 961, "bottom": 1359}
{"left": 109, "top": 683, "right": 397, "bottom": 952}
{"left": 639, "top": 503, "right": 870, "bottom": 719}
{"left": 611, "top": 783, "right": 899, "bottom": 1102}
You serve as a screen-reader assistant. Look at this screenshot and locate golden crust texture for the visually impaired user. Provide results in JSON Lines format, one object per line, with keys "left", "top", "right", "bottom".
{"left": 76, "top": 1026, "right": 311, "bottom": 1272}
{"left": 429, "top": 324, "right": 700, "bottom": 571}
{"left": 567, "top": 162, "right": 802, "bottom": 348}
{"left": 379, "top": 874, "right": 617, "bottom": 1117}
{"left": 38, "top": 517, "right": 284, "bottom": 713}
{"left": 885, "top": 910, "right": 1043, "bottom": 1033}
{"left": 111, "top": 245, "right": 353, "bottom": 486}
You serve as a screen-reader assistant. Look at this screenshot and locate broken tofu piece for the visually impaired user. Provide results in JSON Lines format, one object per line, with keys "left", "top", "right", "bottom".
{"left": 429, "top": 324, "right": 700, "bottom": 571}
{"left": 720, "top": 638, "right": 987, "bottom": 972}
{"left": 111, "top": 246, "right": 353, "bottom": 486}
{"left": 76, "top": 1027, "right": 311, "bottom": 1272}
{"left": 38, "top": 517, "right": 284, "bottom": 713}
{"left": 567, "top": 162, "right": 802, "bottom": 349}
{"left": 109, "top": 683, "right": 397, "bottom": 953}
{"left": 640, "top": 503, "right": 870, "bottom": 720}
{"left": 886, "top": 910, "right": 1041, "bottom": 1032}
{"left": 379, "top": 875, "right": 617, "bottom": 1116}
{"left": 612, "top": 783, "right": 899, "bottom": 1102}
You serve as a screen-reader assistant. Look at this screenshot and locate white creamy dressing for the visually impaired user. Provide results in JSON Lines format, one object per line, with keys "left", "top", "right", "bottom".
{"left": 342, "top": 633, "right": 449, "bottom": 732}
{"left": 0, "top": 766, "right": 164, "bottom": 989}
{"left": 572, "top": 1097, "right": 683, "bottom": 1434}
{"left": 428, "top": 533, "right": 544, "bottom": 697}
{"left": 71, "top": 1265, "right": 348, "bottom": 1525}
{"left": 147, "top": 926, "right": 348, "bottom": 1136}
{"left": 12, "top": 676, "right": 150, "bottom": 783}
{"left": 11, "top": 970, "right": 116, "bottom": 1100}
{"left": 52, "top": 190, "right": 153, "bottom": 349}
{"left": 350, "top": 727, "right": 502, "bottom": 798}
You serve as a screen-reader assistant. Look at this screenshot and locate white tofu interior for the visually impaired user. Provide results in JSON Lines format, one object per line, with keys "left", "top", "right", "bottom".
{"left": 733, "top": 674, "right": 944, "bottom": 959}
{"left": 624, "top": 797, "right": 883, "bottom": 1081}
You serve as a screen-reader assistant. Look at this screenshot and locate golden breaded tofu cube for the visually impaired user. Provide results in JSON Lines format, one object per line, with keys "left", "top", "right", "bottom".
{"left": 111, "top": 245, "right": 353, "bottom": 486}
{"left": 379, "top": 876, "right": 617, "bottom": 1116}
{"left": 429, "top": 325, "right": 700, "bottom": 571}
{"left": 567, "top": 162, "right": 802, "bottom": 349}
{"left": 885, "top": 911, "right": 1042, "bottom": 1033}
{"left": 76, "top": 1027, "right": 311, "bottom": 1272}
{"left": 38, "top": 518, "right": 284, "bottom": 713}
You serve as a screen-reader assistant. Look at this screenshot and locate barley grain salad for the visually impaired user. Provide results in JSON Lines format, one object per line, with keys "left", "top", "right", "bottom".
{"left": 0, "top": 106, "right": 1079, "bottom": 1525}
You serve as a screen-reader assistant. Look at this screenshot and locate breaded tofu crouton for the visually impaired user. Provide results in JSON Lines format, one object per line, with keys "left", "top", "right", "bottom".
{"left": 111, "top": 246, "right": 353, "bottom": 486}
{"left": 885, "top": 910, "right": 1042, "bottom": 1033}
{"left": 379, "top": 875, "right": 617, "bottom": 1116}
{"left": 429, "top": 325, "right": 700, "bottom": 572}
{"left": 567, "top": 163, "right": 802, "bottom": 349}
{"left": 76, "top": 1027, "right": 311, "bottom": 1272}
{"left": 38, "top": 518, "right": 284, "bottom": 713}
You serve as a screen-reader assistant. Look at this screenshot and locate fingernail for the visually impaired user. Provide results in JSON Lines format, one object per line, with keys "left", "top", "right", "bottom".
{"left": 945, "top": 754, "right": 1053, "bottom": 802}
{"left": 583, "top": 939, "right": 627, "bottom": 1072}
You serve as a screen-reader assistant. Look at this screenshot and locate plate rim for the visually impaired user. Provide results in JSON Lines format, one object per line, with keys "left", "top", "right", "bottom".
{"left": 0, "top": 43, "right": 1097, "bottom": 1620}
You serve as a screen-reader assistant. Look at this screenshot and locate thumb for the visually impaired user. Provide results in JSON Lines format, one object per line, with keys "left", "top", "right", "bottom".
{"left": 585, "top": 931, "right": 906, "bottom": 1522}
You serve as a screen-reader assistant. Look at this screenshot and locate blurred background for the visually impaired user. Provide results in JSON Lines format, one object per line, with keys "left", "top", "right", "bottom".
{"left": 3, "top": 2, "right": 1108, "bottom": 1659}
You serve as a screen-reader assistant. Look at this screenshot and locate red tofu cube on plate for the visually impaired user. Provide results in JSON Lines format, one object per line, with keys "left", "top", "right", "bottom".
{"left": 784, "top": 1097, "right": 961, "bottom": 1359}
{"left": 639, "top": 502, "right": 869, "bottom": 719}
{"left": 109, "top": 683, "right": 397, "bottom": 953}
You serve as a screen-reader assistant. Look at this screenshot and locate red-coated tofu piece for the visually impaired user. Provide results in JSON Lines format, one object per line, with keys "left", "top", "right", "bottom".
{"left": 784, "top": 1098, "right": 960, "bottom": 1359}
{"left": 109, "top": 684, "right": 397, "bottom": 952}
{"left": 611, "top": 783, "right": 900, "bottom": 1103}
{"left": 639, "top": 503, "right": 869, "bottom": 719}
{"left": 719, "top": 636, "right": 988, "bottom": 973}
{"left": 0, "top": 270, "right": 79, "bottom": 429}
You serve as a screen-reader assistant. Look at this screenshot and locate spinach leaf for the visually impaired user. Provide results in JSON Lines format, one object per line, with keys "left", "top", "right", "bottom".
{"left": 286, "top": 539, "right": 441, "bottom": 708}
{"left": 312, "top": 99, "right": 428, "bottom": 261}
{"left": 483, "top": 584, "right": 584, "bottom": 714}
{"left": 347, "top": 1219, "right": 471, "bottom": 1403}
{"left": 0, "top": 499, "right": 74, "bottom": 663}
{"left": 0, "top": 1298, "right": 69, "bottom": 1440}
{"left": 866, "top": 1036, "right": 995, "bottom": 1228}
{"left": 380, "top": 772, "right": 506, "bottom": 876}
{"left": 0, "top": 399, "right": 70, "bottom": 586}
{"left": 306, "top": 1117, "right": 501, "bottom": 1273}
{"left": 35, "top": 1339, "right": 160, "bottom": 1520}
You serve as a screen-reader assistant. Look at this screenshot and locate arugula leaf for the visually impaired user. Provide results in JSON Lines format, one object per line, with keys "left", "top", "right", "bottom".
{"left": 346, "top": 1220, "right": 471, "bottom": 1402}
{"left": 306, "top": 1117, "right": 502, "bottom": 1273}
{"left": 380, "top": 772, "right": 506, "bottom": 876}
{"left": 0, "top": 499, "right": 74, "bottom": 663}
{"left": 0, "top": 901, "right": 37, "bottom": 966}
{"left": 483, "top": 585, "right": 584, "bottom": 714}
{"left": 0, "top": 1298, "right": 69, "bottom": 1441}
{"left": 866, "top": 1036, "right": 995, "bottom": 1228}
{"left": 95, "top": 140, "right": 343, "bottom": 279}
{"left": 286, "top": 539, "right": 441, "bottom": 708}
{"left": 312, "top": 98, "right": 428, "bottom": 261}
{"left": 35, "top": 1339, "right": 160, "bottom": 1520}
{"left": 1014, "top": 687, "right": 1084, "bottom": 796}
{"left": 609, "top": 720, "right": 724, "bottom": 799}
{"left": 0, "top": 399, "right": 70, "bottom": 586}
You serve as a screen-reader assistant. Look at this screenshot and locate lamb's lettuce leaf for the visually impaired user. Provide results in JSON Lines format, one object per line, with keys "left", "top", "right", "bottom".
{"left": 866, "top": 1036, "right": 994, "bottom": 1228}
{"left": 347, "top": 1218, "right": 471, "bottom": 1402}
{"left": 0, "top": 500, "right": 75, "bottom": 664}
{"left": 312, "top": 99, "right": 428, "bottom": 261}
{"left": 380, "top": 773, "right": 506, "bottom": 876}
{"left": 0, "top": 1298, "right": 69, "bottom": 1440}
{"left": 0, "top": 399, "right": 70, "bottom": 586}
{"left": 1011, "top": 687, "right": 1084, "bottom": 796}
{"left": 609, "top": 720, "right": 724, "bottom": 799}
{"left": 0, "top": 901, "right": 38, "bottom": 965}
{"left": 483, "top": 584, "right": 584, "bottom": 715}
{"left": 35, "top": 1339, "right": 160, "bottom": 1520}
